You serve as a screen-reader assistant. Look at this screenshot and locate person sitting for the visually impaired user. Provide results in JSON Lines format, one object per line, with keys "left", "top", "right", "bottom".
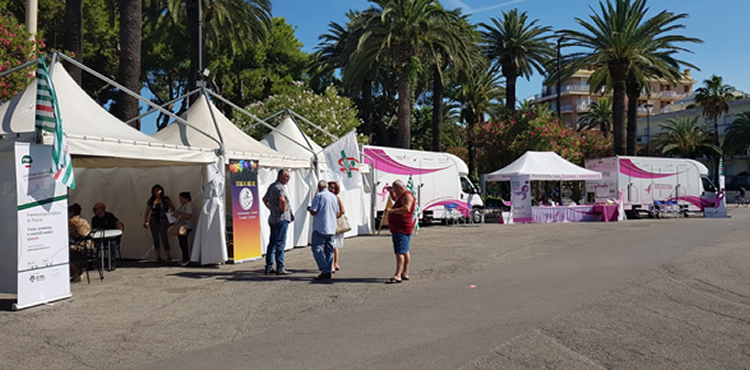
{"left": 92, "top": 202, "right": 123, "bottom": 269}
{"left": 69, "top": 203, "right": 93, "bottom": 283}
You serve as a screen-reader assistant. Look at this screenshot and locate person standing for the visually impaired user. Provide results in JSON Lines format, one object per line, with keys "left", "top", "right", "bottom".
{"left": 328, "top": 181, "right": 345, "bottom": 272}
{"left": 262, "top": 169, "right": 293, "bottom": 275}
{"left": 385, "top": 179, "right": 415, "bottom": 284}
{"left": 173, "top": 192, "right": 194, "bottom": 266}
{"left": 143, "top": 184, "right": 175, "bottom": 264}
{"left": 91, "top": 202, "right": 123, "bottom": 269}
{"left": 308, "top": 180, "right": 339, "bottom": 281}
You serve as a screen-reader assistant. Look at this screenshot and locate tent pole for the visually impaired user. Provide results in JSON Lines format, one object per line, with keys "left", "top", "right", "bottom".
{"left": 56, "top": 53, "right": 222, "bottom": 150}
{"left": 124, "top": 89, "right": 201, "bottom": 126}
{"left": 0, "top": 57, "right": 42, "bottom": 79}
{"left": 287, "top": 111, "right": 320, "bottom": 175}
{"left": 206, "top": 91, "right": 316, "bottom": 156}
{"left": 287, "top": 109, "right": 338, "bottom": 141}
{"left": 201, "top": 87, "right": 224, "bottom": 156}
{"left": 246, "top": 110, "right": 285, "bottom": 130}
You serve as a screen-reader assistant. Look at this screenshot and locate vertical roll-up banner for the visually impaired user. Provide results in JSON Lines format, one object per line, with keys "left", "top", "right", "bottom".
{"left": 228, "top": 159, "right": 262, "bottom": 262}
{"left": 14, "top": 142, "right": 71, "bottom": 310}
{"left": 511, "top": 175, "right": 532, "bottom": 223}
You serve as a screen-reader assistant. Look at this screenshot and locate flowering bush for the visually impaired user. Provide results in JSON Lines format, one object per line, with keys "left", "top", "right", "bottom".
{"left": 238, "top": 85, "right": 363, "bottom": 146}
{"left": 580, "top": 130, "right": 615, "bottom": 162}
{"left": 0, "top": 14, "right": 45, "bottom": 102}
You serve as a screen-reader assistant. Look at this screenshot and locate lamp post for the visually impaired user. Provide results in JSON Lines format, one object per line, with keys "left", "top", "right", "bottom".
{"left": 644, "top": 103, "right": 653, "bottom": 156}
{"left": 556, "top": 37, "right": 565, "bottom": 119}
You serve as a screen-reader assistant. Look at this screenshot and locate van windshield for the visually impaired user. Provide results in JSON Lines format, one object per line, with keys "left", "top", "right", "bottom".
{"left": 701, "top": 177, "right": 717, "bottom": 192}
{"left": 460, "top": 177, "right": 476, "bottom": 194}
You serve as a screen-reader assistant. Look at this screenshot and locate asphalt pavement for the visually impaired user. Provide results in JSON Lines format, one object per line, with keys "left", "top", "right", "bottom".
{"left": 2, "top": 209, "right": 749, "bottom": 370}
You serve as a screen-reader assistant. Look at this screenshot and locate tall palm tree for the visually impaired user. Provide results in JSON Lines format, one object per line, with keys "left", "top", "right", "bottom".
{"left": 577, "top": 97, "right": 613, "bottom": 137}
{"left": 167, "top": 0, "right": 272, "bottom": 97}
{"left": 695, "top": 74, "right": 735, "bottom": 179}
{"left": 480, "top": 9, "right": 553, "bottom": 112}
{"left": 449, "top": 68, "right": 504, "bottom": 177}
{"left": 353, "top": 0, "right": 458, "bottom": 148}
{"left": 64, "top": 0, "right": 84, "bottom": 85}
{"left": 116, "top": 0, "right": 142, "bottom": 129}
{"left": 722, "top": 112, "right": 750, "bottom": 157}
{"left": 559, "top": 0, "right": 701, "bottom": 155}
{"left": 427, "top": 10, "right": 482, "bottom": 152}
{"left": 651, "top": 116, "right": 720, "bottom": 159}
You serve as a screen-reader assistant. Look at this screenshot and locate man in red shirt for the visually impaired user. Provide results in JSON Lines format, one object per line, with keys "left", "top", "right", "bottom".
{"left": 385, "top": 180, "right": 415, "bottom": 284}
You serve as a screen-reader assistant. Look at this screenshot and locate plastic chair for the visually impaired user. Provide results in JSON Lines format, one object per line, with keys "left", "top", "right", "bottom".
{"left": 71, "top": 234, "right": 104, "bottom": 284}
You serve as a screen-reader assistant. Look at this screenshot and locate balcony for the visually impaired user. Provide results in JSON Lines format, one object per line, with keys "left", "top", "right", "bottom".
{"left": 659, "top": 91, "right": 683, "bottom": 100}
{"left": 560, "top": 104, "right": 574, "bottom": 113}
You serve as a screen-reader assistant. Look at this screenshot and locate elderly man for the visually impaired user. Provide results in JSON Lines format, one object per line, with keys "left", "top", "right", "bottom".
{"left": 385, "top": 179, "right": 415, "bottom": 284}
{"left": 307, "top": 179, "right": 339, "bottom": 281}
{"left": 91, "top": 202, "right": 123, "bottom": 270}
{"left": 263, "top": 169, "right": 293, "bottom": 275}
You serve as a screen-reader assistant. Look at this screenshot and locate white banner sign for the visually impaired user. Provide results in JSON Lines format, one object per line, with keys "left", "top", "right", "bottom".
{"left": 323, "top": 131, "right": 362, "bottom": 190}
{"left": 510, "top": 175, "right": 532, "bottom": 223}
{"left": 705, "top": 175, "right": 728, "bottom": 218}
{"left": 15, "top": 143, "right": 71, "bottom": 310}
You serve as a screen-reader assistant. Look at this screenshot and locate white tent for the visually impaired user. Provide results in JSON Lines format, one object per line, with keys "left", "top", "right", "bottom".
{"left": 484, "top": 151, "right": 603, "bottom": 182}
{"left": 153, "top": 95, "right": 316, "bottom": 252}
{"left": 261, "top": 116, "right": 373, "bottom": 237}
{"left": 0, "top": 62, "right": 223, "bottom": 263}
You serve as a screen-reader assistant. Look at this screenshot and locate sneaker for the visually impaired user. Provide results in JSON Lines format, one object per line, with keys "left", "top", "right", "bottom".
{"left": 264, "top": 269, "right": 276, "bottom": 275}
{"left": 313, "top": 273, "right": 332, "bottom": 281}
{"left": 180, "top": 261, "right": 190, "bottom": 267}
{"left": 276, "top": 270, "right": 292, "bottom": 276}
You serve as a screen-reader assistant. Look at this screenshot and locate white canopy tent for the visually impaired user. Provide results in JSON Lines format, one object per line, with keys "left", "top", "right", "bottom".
{"left": 484, "top": 151, "right": 603, "bottom": 182}
{"left": 0, "top": 62, "right": 224, "bottom": 263}
{"left": 153, "top": 95, "right": 316, "bottom": 251}
{"left": 261, "top": 116, "right": 373, "bottom": 236}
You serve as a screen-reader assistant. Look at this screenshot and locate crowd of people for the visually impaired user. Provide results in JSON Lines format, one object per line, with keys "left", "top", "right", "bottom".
{"left": 263, "top": 169, "right": 415, "bottom": 283}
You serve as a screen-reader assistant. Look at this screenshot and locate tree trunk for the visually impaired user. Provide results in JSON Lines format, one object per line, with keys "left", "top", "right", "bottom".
{"left": 609, "top": 63, "right": 627, "bottom": 155}
{"left": 626, "top": 80, "right": 640, "bottom": 155}
{"left": 467, "top": 111, "right": 477, "bottom": 178}
{"left": 503, "top": 65, "right": 517, "bottom": 112}
{"left": 361, "top": 79, "right": 374, "bottom": 140}
{"left": 116, "top": 0, "right": 142, "bottom": 129}
{"left": 395, "top": 74, "right": 411, "bottom": 149}
{"left": 186, "top": 0, "right": 201, "bottom": 103}
{"left": 431, "top": 66, "right": 443, "bottom": 152}
{"left": 63, "top": 0, "right": 83, "bottom": 85}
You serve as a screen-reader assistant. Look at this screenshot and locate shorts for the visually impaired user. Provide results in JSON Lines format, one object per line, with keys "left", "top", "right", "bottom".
{"left": 391, "top": 233, "right": 411, "bottom": 254}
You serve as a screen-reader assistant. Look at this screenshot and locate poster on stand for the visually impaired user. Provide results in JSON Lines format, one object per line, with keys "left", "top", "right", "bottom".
{"left": 510, "top": 175, "right": 532, "bottom": 223}
{"left": 228, "top": 159, "right": 262, "bottom": 262}
{"left": 14, "top": 142, "right": 71, "bottom": 310}
{"left": 705, "top": 175, "right": 727, "bottom": 218}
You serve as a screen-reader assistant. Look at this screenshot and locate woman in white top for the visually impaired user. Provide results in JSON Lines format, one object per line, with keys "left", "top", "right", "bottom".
{"left": 174, "top": 191, "right": 194, "bottom": 266}
{"left": 328, "top": 181, "right": 345, "bottom": 272}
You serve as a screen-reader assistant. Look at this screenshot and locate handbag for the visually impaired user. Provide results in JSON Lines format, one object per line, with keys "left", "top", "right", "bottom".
{"left": 168, "top": 221, "right": 188, "bottom": 236}
{"left": 336, "top": 214, "right": 351, "bottom": 234}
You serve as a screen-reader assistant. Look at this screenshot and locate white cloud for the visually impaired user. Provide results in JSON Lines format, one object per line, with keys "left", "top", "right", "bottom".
{"left": 443, "top": 0, "right": 527, "bottom": 15}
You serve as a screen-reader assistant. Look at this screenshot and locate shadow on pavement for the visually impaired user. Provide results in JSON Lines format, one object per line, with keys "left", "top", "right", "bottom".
{"left": 169, "top": 270, "right": 384, "bottom": 284}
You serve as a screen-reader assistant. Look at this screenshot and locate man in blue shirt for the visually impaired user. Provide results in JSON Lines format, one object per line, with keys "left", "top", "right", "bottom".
{"left": 308, "top": 179, "right": 340, "bottom": 280}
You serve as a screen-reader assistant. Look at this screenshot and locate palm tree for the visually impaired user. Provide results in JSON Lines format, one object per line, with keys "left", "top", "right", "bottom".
{"left": 167, "top": 0, "right": 272, "bottom": 97}
{"left": 63, "top": 0, "right": 84, "bottom": 85}
{"left": 722, "top": 112, "right": 750, "bottom": 156}
{"left": 449, "top": 68, "right": 504, "bottom": 177}
{"left": 577, "top": 97, "right": 613, "bottom": 137}
{"left": 559, "top": 0, "right": 701, "bottom": 155}
{"left": 480, "top": 9, "right": 553, "bottom": 112}
{"left": 695, "top": 74, "right": 735, "bottom": 179}
{"left": 116, "top": 0, "right": 142, "bottom": 129}
{"left": 651, "top": 116, "right": 720, "bottom": 159}
{"left": 353, "top": 0, "right": 459, "bottom": 148}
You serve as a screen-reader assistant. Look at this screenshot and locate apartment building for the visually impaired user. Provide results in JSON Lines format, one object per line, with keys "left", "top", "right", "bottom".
{"left": 531, "top": 67, "right": 696, "bottom": 128}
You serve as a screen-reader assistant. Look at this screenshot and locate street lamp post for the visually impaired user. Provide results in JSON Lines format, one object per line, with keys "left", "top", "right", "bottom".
{"left": 645, "top": 103, "right": 653, "bottom": 156}
{"left": 556, "top": 37, "right": 565, "bottom": 119}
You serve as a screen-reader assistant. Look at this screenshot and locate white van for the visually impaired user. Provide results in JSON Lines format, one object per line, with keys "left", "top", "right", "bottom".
{"left": 363, "top": 146, "right": 484, "bottom": 224}
{"left": 585, "top": 156, "right": 717, "bottom": 217}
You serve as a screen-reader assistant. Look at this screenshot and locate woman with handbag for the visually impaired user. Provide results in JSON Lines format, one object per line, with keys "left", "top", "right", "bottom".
{"left": 143, "top": 184, "right": 175, "bottom": 264}
{"left": 173, "top": 191, "right": 194, "bottom": 266}
{"left": 328, "top": 181, "right": 349, "bottom": 271}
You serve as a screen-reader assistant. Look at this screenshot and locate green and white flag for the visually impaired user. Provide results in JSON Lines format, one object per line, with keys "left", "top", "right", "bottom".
{"left": 406, "top": 175, "right": 419, "bottom": 230}
{"left": 35, "top": 58, "right": 75, "bottom": 189}
{"left": 322, "top": 130, "right": 362, "bottom": 189}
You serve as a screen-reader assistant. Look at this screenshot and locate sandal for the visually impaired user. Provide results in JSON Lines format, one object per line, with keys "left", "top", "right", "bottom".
{"left": 385, "top": 277, "right": 402, "bottom": 284}
{"left": 401, "top": 276, "right": 410, "bottom": 281}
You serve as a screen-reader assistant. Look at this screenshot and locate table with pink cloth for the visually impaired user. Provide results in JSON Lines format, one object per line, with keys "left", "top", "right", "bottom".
{"left": 531, "top": 204, "right": 619, "bottom": 223}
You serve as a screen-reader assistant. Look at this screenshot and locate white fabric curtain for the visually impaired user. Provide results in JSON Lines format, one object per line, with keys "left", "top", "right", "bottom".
{"left": 191, "top": 158, "right": 228, "bottom": 265}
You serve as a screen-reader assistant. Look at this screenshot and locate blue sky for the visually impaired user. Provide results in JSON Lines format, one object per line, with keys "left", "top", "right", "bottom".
{"left": 273, "top": 0, "right": 749, "bottom": 101}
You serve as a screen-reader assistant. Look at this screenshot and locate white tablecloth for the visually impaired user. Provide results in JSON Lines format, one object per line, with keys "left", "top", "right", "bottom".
{"left": 531, "top": 206, "right": 601, "bottom": 223}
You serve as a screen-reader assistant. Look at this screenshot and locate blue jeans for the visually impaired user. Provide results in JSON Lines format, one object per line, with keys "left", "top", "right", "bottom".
{"left": 311, "top": 231, "right": 334, "bottom": 273}
{"left": 266, "top": 221, "right": 289, "bottom": 271}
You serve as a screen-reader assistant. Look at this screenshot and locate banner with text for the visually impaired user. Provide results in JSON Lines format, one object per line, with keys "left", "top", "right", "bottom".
{"left": 510, "top": 175, "right": 532, "bottom": 223}
{"left": 228, "top": 159, "right": 262, "bottom": 262}
{"left": 15, "top": 142, "right": 71, "bottom": 310}
{"left": 323, "top": 131, "right": 362, "bottom": 189}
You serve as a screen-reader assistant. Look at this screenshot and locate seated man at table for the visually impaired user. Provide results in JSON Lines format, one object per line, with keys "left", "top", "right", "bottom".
{"left": 92, "top": 202, "right": 123, "bottom": 268}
